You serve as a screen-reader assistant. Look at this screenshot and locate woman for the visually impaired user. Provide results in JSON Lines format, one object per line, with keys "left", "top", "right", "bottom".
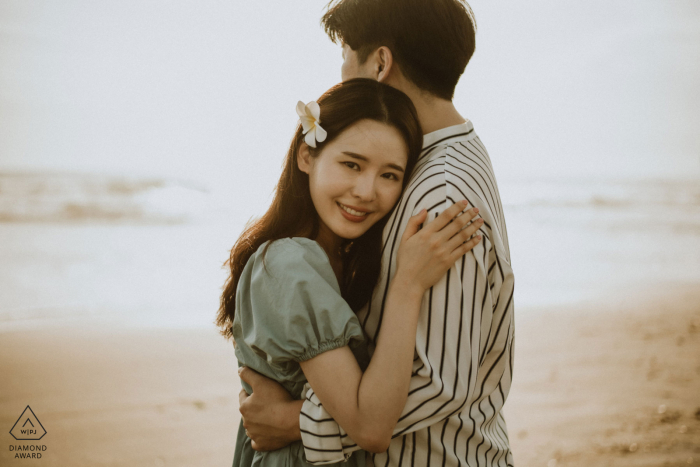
{"left": 217, "top": 78, "right": 483, "bottom": 466}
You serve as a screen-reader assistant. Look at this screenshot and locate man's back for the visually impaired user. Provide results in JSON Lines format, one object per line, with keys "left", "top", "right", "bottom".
{"left": 300, "top": 121, "right": 515, "bottom": 466}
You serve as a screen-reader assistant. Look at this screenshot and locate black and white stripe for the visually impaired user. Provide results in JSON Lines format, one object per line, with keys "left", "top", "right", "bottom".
{"left": 300, "top": 122, "right": 516, "bottom": 466}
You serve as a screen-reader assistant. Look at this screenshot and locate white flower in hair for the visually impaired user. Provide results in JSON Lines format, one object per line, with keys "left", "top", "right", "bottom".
{"left": 296, "top": 100, "right": 327, "bottom": 148}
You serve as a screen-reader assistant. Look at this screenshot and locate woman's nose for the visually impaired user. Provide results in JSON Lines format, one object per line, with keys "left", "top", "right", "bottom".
{"left": 351, "top": 174, "right": 376, "bottom": 201}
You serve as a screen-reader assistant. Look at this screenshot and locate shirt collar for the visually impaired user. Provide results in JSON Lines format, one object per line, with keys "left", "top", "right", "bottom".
{"left": 421, "top": 121, "right": 474, "bottom": 152}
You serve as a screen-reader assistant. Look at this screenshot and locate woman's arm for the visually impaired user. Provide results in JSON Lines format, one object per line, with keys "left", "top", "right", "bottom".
{"left": 299, "top": 277, "right": 421, "bottom": 452}
{"left": 299, "top": 201, "right": 482, "bottom": 452}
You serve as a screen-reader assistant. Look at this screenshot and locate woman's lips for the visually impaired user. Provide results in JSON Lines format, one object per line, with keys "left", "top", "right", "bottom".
{"left": 337, "top": 202, "right": 371, "bottom": 223}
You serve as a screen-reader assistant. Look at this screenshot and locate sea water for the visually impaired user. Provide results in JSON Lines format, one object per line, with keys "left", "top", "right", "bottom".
{"left": 0, "top": 173, "right": 698, "bottom": 329}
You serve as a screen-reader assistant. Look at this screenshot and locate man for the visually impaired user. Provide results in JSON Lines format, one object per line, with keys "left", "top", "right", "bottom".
{"left": 238, "top": 0, "right": 515, "bottom": 465}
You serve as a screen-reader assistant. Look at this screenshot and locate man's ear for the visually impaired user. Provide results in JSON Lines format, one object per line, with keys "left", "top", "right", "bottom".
{"left": 297, "top": 142, "right": 312, "bottom": 174}
{"left": 375, "top": 46, "right": 394, "bottom": 83}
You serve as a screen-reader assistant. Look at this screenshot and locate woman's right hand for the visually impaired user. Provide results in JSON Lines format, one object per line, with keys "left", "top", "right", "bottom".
{"left": 395, "top": 200, "right": 483, "bottom": 292}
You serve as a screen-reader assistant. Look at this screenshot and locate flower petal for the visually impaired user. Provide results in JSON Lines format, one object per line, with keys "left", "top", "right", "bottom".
{"left": 299, "top": 117, "right": 314, "bottom": 134}
{"left": 305, "top": 128, "right": 317, "bottom": 148}
{"left": 315, "top": 124, "right": 327, "bottom": 143}
{"left": 296, "top": 101, "right": 307, "bottom": 119}
{"left": 306, "top": 101, "right": 321, "bottom": 122}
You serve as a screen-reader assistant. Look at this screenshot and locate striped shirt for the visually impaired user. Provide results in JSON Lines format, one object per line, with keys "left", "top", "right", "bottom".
{"left": 300, "top": 122, "right": 516, "bottom": 467}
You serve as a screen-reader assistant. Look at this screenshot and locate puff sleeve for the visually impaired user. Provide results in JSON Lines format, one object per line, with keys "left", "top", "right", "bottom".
{"left": 233, "top": 238, "right": 364, "bottom": 373}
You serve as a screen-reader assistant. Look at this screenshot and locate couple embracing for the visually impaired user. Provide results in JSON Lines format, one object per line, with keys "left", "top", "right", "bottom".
{"left": 216, "top": 0, "right": 515, "bottom": 466}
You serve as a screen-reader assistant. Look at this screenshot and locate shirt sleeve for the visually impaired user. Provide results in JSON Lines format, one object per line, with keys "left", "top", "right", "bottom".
{"left": 299, "top": 383, "right": 360, "bottom": 464}
{"left": 234, "top": 238, "right": 365, "bottom": 373}
{"left": 300, "top": 166, "right": 514, "bottom": 463}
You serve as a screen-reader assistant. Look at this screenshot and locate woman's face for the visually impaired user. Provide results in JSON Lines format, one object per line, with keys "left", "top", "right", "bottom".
{"left": 298, "top": 119, "right": 409, "bottom": 243}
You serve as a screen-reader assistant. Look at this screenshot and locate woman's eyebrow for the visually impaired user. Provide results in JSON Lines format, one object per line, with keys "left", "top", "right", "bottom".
{"left": 342, "top": 151, "right": 405, "bottom": 173}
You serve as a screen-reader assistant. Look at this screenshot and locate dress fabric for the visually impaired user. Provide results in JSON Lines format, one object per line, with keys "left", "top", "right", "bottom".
{"left": 299, "top": 122, "right": 516, "bottom": 467}
{"left": 231, "top": 237, "right": 368, "bottom": 467}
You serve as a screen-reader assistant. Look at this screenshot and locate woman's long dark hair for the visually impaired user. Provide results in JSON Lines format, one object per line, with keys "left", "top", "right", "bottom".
{"left": 217, "top": 78, "right": 422, "bottom": 339}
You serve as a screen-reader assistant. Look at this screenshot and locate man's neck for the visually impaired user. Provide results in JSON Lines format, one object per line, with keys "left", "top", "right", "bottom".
{"left": 405, "top": 88, "right": 466, "bottom": 136}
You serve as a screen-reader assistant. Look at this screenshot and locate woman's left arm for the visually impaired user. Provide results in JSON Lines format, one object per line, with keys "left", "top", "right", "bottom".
{"left": 298, "top": 271, "right": 424, "bottom": 453}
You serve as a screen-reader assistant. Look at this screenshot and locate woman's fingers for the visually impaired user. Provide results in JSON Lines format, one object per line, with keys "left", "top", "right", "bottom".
{"left": 437, "top": 206, "right": 480, "bottom": 244}
{"left": 422, "top": 200, "right": 470, "bottom": 233}
{"left": 426, "top": 201, "right": 480, "bottom": 240}
{"left": 445, "top": 216, "right": 484, "bottom": 253}
{"left": 449, "top": 234, "right": 482, "bottom": 262}
{"left": 424, "top": 200, "right": 480, "bottom": 245}
{"left": 401, "top": 209, "right": 428, "bottom": 242}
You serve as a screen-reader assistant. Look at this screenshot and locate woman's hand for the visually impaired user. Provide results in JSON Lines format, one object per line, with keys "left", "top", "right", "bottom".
{"left": 396, "top": 200, "right": 483, "bottom": 292}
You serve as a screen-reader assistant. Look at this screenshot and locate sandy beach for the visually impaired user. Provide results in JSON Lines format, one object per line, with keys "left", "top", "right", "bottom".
{"left": 506, "top": 284, "right": 700, "bottom": 467}
{"left": 1, "top": 285, "right": 698, "bottom": 466}
{"left": 0, "top": 326, "right": 241, "bottom": 466}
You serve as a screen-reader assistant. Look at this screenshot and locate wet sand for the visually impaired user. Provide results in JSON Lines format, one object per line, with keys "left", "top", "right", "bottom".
{"left": 1, "top": 285, "right": 699, "bottom": 466}
{"left": 507, "top": 284, "right": 700, "bottom": 466}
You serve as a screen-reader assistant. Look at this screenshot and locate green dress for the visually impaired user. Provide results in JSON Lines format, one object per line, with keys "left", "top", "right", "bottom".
{"left": 231, "top": 237, "right": 368, "bottom": 467}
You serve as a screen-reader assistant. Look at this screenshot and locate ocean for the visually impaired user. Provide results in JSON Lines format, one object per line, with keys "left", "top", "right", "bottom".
{"left": 0, "top": 172, "right": 698, "bottom": 329}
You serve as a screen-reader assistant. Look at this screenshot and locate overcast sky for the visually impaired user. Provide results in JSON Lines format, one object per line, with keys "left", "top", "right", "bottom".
{"left": 1, "top": 0, "right": 698, "bottom": 209}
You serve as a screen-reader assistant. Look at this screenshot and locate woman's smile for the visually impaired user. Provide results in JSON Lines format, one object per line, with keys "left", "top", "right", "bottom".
{"left": 298, "top": 119, "right": 409, "bottom": 245}
{"left": 337, "top": 202, "right": 372, "bottom": 222}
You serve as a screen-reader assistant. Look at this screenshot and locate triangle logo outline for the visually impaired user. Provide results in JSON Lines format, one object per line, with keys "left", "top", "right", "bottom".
{"left": 9, "top": 406, "right": 47, "bottom": 441}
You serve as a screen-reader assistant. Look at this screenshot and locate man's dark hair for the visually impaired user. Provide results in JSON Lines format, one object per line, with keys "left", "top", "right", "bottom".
{"left": 322, "top": 0, "right": 477, "bottom": 100}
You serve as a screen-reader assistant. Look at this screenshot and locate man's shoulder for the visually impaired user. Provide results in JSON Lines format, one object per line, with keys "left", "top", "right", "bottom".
{"left": 414, "top": 121, "right": 482, "bottom": 168}
{"left": 399, "top": 122, "right": 491, "bottom": 211}
{"left": 408, "top": 130, "right": 485, "bottom": 187}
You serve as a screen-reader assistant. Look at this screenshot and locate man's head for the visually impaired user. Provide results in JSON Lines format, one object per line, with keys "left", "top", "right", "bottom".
{"left": 322, "top": 0, "right": 477, "bottom": 101}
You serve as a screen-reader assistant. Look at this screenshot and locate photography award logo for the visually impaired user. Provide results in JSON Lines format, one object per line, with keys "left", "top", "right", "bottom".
{"left": 8, "top": 406, "right": 47, "bottom": 460}
{"left": 10, "top": 406, "right": 45, "bottom": 441}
